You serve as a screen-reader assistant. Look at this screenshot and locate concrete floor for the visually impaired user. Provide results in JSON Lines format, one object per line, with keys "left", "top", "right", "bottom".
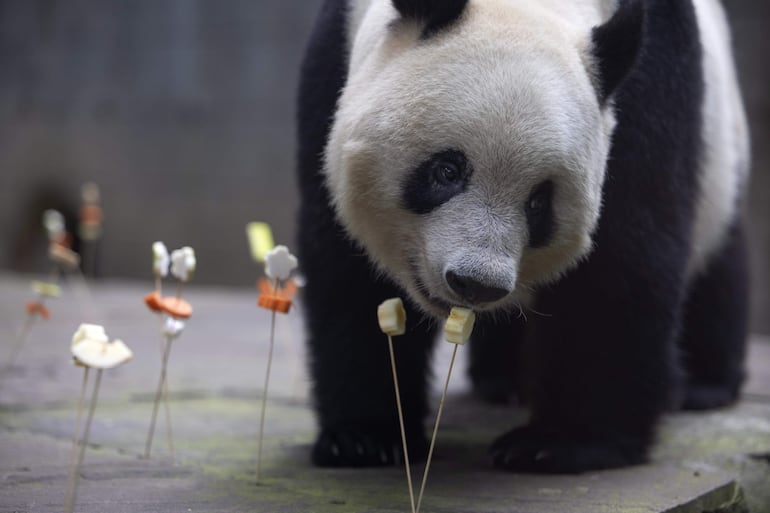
{"left": 0, "top": 273, "right": 769, "bottom": 512}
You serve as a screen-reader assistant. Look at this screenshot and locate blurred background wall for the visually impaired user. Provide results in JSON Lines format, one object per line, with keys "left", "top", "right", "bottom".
{"left": 0, "top": 0, "right": 767, "bottom": 334}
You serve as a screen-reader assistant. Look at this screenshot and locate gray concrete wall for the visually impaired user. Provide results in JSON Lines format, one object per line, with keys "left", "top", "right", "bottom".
{"left": 0, "top": 1, "right": 767, "bottom": 333}
{"left": 0, "top": 0, "right": 317, "bottom": 284}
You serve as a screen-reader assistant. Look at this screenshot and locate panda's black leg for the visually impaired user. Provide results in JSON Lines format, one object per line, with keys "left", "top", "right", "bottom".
{"left": 469, "top": 314, "right": 526, "bottom": 405}
{"left": 302, "top": 248, "right": 437, "bottom": 467}
{"left": 296, "top": 0, "right": 437, "bottom": 468}
{"left": 679, "top": 222, "right": 749, "bottom": 410}
{"left": 298, "top": 199, "right": 437, "bottom": 467}
{"left": 490, "top": 250, "right": 683, "bottom": 473}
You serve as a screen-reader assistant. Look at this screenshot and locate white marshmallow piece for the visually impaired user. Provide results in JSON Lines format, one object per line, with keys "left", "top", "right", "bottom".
{"left": 43, "top": 209, "right": 65, "bottom": 240}
{"left": 377, "top": 298, "right": 407, "bottom": 336}
{"left": 170, "top": 246, "right": 196, "bottom": 282}
{"left": 152, "top": 241, "right": 170, "bottom": 278}
{"left": 444, "top": 307, "right": 476, "bottom": 345}
{"left": 264, "top": 245, "right": 298, "bottom": 281}
{"left": 70, "top": 323, "right": 133, "bottom": 369}
{"left": 71, "top": 323, "right": 109, "bottom": 348}
{"left": 72, "top": 338, "right": 133, "bottom": 370}
{"left": 162, "top": 316, "right": 185, "bottom": 340}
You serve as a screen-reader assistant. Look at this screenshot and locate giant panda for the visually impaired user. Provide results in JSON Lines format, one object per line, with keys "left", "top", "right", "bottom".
{"left": 296, "top": 0, "right": 750, "bottom": 473}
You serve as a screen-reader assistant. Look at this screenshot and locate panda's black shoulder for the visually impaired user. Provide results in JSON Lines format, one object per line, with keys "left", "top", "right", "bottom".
{"left": 297, "top": 0, "right": 349, "bottom": 186}
{"left": 599, "top": 0, "right": 704, "bottom": 229}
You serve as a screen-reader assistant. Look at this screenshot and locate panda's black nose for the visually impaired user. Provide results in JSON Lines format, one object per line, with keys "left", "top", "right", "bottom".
{"left": 445, "top": 270, "right": 510, "bottom": 304}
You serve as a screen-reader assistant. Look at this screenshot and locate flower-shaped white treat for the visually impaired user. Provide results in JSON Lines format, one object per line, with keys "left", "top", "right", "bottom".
{"left": 153, "top": 241, "right": 169, "bottom": 277}
{"left": 162, "top": 316, "right": 185, "bottom": 340}
{"left": 170, "top": 246, "right": 196, "bottom": 282}
{"left": 70, "top": 323, "right": 133, "bottom": 369}
{"left": 43, "top": 209, "right": 65, "bottom": 241}
{"left": 265, "top": 245, "right": 298, "bottom": 281}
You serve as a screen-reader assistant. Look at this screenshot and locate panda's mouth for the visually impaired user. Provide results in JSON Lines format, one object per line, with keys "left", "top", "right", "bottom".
{"left": 408, "top": 258, "right": 509, "bottom": 317}
{"left": 408, "top": 262, "right": 454, "bottom": 317}
{"left": 408, "top": 257, "right": 518, "bottom": 317}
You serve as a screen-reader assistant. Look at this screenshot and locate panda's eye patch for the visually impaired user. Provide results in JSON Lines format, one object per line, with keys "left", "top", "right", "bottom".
{"left": 525, "top": 180, "right": 555, "bottom": 248}
{"left": 403, "top": 149, "right": 471, "bottom": 215}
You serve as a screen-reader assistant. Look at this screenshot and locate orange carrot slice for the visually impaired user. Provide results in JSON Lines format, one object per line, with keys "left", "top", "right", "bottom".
{"left": 257, "top": 294, "right": 292, "bottom": 313}
{"left": 144, "top": 291, "right": 164, "bottom": 313}
{"left": 80, "top": 205, "right": 103, "bottom": 225}
{"left": 160, "top": 296, "right": 193, "bottom": 319}
{"left": 25, "top": 301, "right": 50, "bottom": 319}
{"left": 257, "top": 278, "right": 298, "bottom": 299}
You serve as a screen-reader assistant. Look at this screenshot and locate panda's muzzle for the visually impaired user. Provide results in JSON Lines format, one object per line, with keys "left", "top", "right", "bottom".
{"left": 445, "top": 270, "right": 511, "bottom": 305}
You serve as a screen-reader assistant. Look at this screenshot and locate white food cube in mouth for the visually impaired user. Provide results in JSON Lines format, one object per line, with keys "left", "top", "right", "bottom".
{"left": 444, "top": 307, "right": 475, "bottom": 345}
{"left": 377, "top": 298, "right": 407, "bottom": 336}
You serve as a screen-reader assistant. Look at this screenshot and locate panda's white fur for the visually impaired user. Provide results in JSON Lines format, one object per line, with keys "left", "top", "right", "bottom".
{"left": 689, "top": 0, "right": 749, "bottom": 277}
{"left": 323, "top": 0, "right": 746, "bottom": 317}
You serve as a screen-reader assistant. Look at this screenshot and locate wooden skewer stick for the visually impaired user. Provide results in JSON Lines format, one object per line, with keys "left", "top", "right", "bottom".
{"left": 162, "top": 369, "right": 175, "bottom": 459}
{"left": 1, "top": 266, "right": 60, "bottom": 392}
{"left": 254, "top": 244, "right": 298, "bottom": 482}
{"left": 145, "top": 335, "right": 174, "bottom": 459}
{"left": 63, "top": 366, "right": 90, "bottom": 511}
{"left": 144, "top": 245, "right": 193, "bottom": 459}
{"left": 154, "top": 267, "right": 175, "bottom": 457}
{"left": 416, "top": 343, "right": 459, "bottom": 513}
{"left": 415, "top": 307, "right": 475, "bottom": 513}
{"left": 66, "top": 324, "right": 133, "bottom": 513}
{"left": 387, "top": 332, "right": 416, "bottom": 513}
{"left": 377, "top": 298, "right": 415, "bottom": 513}
{"left": 64, "top": 368, "right": 103, "bottom": 513}
{"left": 0, "top": 314, "right": 37, "bottom": 392}
{"left": 256, "top": 278, "right": 279, "bottom": 483}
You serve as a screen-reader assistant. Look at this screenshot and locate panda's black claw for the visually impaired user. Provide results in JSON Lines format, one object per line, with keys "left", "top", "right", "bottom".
{"left": 490, "top": 425, "right": 647, "bottom": 474}
{"left": 312, "top": 426, "right": 427, "bottom": 468}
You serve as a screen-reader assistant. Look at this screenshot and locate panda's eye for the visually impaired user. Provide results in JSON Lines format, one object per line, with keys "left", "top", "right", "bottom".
{"left": 433, "top": 160, "right": 462, "bottom": 185}
{"left": 525, "top": 180, "right": 555, "bottom": 248}
{"left": 528, "top": 191, "right": 546, "bottom": 213}
{"left": 402, "top": 149, "right": 471, "bottom": 215}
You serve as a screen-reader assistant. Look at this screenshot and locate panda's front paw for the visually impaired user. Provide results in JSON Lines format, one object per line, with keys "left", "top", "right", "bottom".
{"left": 312, "top": 426, "right": 427, "bottom": 468}
{"left": 489, "top": 425, "right": 647, "bottom": 473}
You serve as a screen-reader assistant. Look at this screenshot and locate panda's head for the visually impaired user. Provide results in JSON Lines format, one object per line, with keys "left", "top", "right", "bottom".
{"left": 324, "top": 0, "right": 643, "bottom": 317}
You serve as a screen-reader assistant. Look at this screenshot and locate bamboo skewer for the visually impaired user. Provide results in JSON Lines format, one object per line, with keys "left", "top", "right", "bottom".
{"left": 65, "top": 323, "right": 132, "bottom": 513}
{"left": 254, "top": 244, "right": 298, "bottom": 483}
{"left": 416, "top": 344, "right": 459, "bottom": 513}
{"left": 64, "top": 369, "right": 103, "bottom": 513}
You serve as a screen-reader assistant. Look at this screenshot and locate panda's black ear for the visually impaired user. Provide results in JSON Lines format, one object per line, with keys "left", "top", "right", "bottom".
{"left": 392, "top": 0, "right": 468, "bottom": 36}
{"left": 591, "top": 0, "right": 645, "bottom": 104}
